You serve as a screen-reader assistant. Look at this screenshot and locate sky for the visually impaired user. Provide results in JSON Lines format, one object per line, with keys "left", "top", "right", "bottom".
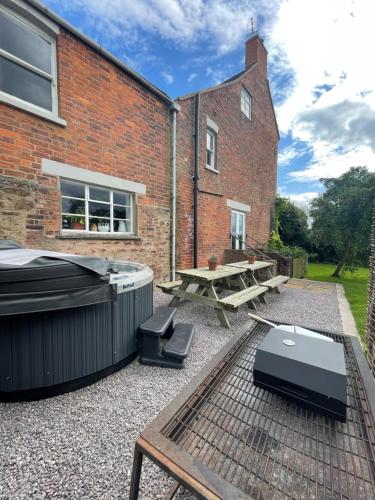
{"left": 44, "top": 0, "right": 375, "bottom": 210}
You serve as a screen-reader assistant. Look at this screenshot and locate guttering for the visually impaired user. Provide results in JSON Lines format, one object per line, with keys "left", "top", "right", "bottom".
{"left": 170, "top": 101, "right": 180, "bottom": 281}
{"left": 23, "top": 0, "right": 173, "bottom": 105}
{"left": 193, "top": 93, "right": 200, "bottom": 268}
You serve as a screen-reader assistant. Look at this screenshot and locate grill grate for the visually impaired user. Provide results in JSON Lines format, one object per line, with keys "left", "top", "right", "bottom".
{"left": 162, "top": 323, "right": 375, "bottom": 499}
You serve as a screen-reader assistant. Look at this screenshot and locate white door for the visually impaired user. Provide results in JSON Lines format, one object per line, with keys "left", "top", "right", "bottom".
{"left": 231, "top": 210, "right": 245, "bottom": 249}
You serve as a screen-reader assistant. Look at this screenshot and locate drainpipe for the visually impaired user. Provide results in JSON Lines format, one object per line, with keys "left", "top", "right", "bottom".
{"left": 193, "top": 93, "right": 200, "bottom": 268}
{"left": 170, "top": 101, "right": 180, "bottom": 281}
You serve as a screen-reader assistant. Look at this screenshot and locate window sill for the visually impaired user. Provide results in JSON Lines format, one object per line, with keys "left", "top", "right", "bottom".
{"left": 0, "top": 92, "right": 67, "bottom": 127}
{"left": 205, "top": 165, "right": 219, "bottom": 174}
{"left": 57, "top": 232, "right": 141, "bottom": 241}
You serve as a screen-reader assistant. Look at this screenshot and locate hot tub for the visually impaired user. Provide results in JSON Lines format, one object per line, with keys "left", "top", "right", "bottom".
{"left": 0, "top": 243, "right": 153, "bottom": 400}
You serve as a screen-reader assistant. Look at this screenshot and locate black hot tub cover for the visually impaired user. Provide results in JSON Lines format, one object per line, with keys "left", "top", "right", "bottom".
{"left": 0, "top": 242, "right": 115, "bottom": 315}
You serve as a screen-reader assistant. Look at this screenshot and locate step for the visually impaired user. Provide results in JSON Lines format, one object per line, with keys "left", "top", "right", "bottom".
{"left": 139, "top": 307, "right": 176, "bottom": 337}
{"left": 163, "top": 323, "right": 195, "bottom": 360}
{"left": 156, "top": 280, "right": 183, "bottom": 291}
{"left": 261, "top": 275, "right": 289, "bottom": 288}
{"left": 218, "top": 285, "right": 268, "bottom": 309}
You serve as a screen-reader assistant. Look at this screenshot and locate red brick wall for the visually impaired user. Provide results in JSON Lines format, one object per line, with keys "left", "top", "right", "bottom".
{"left": 0, "top": 29, "right": 171, "bottom": 281}
{"left": 176, "top": 40, "right": 278, "bottom": 269}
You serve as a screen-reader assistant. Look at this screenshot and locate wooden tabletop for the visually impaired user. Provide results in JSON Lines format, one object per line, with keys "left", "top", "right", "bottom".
{"left": 227, "top": 260, "right": 273, "bottom": 271}
{"left": 177, "top": 265, "right": 245, "bottom": 282}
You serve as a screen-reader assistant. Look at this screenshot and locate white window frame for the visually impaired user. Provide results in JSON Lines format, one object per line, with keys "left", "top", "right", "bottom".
{"left": 0, "top": 4, "right": 65, "bottom": 126}
{"left": 60, "top": 179, "right": 134, "bottom": 235}
{"left": 241, "top": 87, "right": 252, "bottom": 120}
{"left": 231, "top": 210, "right": 246, "bottom": 250}
{"left": 206, "top": 128, "right": 218, "bottom": 172}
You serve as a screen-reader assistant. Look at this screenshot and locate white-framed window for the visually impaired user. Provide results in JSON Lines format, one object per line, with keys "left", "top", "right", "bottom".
{"left": 60, "top": 179, "right": 134, "bottom": 234}
{"left": 241, "top": 87, "right": 252, "bottom": 120}
{"left": 231, "top": 210, "right": 246, "bottom": 249}
{"left": 0, "top": 5, "right": 59, "bottom": 117}
{"left": 206, "top": 128, "right": 217, "bottom": 170}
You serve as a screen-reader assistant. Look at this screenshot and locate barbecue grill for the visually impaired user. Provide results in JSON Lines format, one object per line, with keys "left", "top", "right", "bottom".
{"left": 130, "top": 322, "right": 375, "bottom": 499}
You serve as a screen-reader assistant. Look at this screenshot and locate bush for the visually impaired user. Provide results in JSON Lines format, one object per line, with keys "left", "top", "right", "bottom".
{"left": 266, "top": 232, "right": 307, "bottom": 259}
{"left": 308, "top": 253, "right": 319, "bottom": 263}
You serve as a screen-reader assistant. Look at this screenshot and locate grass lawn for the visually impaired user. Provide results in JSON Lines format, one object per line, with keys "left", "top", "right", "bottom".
{"left": 306, "top": 263, "right": 369, "bottom": 343}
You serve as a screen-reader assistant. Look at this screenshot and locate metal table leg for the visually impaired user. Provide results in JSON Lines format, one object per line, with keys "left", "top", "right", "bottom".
{"left": 129, "top": 444, "right": 144, "bottom": 500}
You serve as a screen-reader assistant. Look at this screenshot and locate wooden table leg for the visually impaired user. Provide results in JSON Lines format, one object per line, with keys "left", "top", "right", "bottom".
{"left": 249, "top": 270, "right": 259, "bottom": 285}
{"left": 247, "top": 299, "right": 257, "bottom": 311}
{"left": 205, "top": 286, "right": 231, "bottom": 329}
{"left": 195, "top": 285, "right": 206, "bottom": 296}
{"left": 129, "top": 444, "right": 144, "bottom": 500}
{"left": 258, "top": 292, "right": 268, "bottom": 304}
{"left": 169, "top": 280, "right": 189, "bottom": 307}
{"left": 236, "top": 274, "right": 247, "bottom": 290}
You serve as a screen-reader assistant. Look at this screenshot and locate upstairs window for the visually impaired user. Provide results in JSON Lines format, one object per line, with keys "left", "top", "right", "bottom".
{"left": 61, "top": 180, "right": 134, "bottom": 234}
{"left": 206, "top": 129, "right": 217, "bottom": 171}
{"left": 0, "top": 6, "right": 58, "bottom": 115}
{"left": 241, "top": 87, "right": 252, "bottom": 120}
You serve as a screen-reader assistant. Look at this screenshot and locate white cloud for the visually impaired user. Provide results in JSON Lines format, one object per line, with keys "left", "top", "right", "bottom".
{"left": 187, "top": 72, "right": 198, "bottom": 83}
{"left": 288, "top": 144, "right": 371, "bottom": 182}
{"left": 278, "top": 144, "right": 308, "bottom": 167}
{"left": 278, "top": 189, "right": 318, "bottom": 219}
{"left": 206, "top": 65, "right": 233, "bottom": 85}
{"left": 268, "top": 0, "right": 375, "bottom": 181}
{"left": 161, "top": 71, "right": 174, "bottom": 84}
{"left": 289, "top": 192, "right": 319, "bottom": 204}
{"left": 50, "top": 0, "right": 280, "bottom": 56}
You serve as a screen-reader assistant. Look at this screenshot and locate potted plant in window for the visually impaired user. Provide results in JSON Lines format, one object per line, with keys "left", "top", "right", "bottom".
{"left": 208, "top": 255, "right": 218, "bottom": 271}
{"left": 246, "top": 249, "right": 257, "bottom": 264}
{"left": 70, "top": 207, "right": 85, "bottom": 230}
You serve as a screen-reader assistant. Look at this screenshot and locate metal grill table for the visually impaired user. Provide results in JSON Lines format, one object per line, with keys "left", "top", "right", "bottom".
{"left": 130, "top": 323, "right": 375, "bottom": 499}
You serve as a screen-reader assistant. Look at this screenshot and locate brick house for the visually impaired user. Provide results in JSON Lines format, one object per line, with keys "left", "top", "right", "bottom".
{"left": 0, "top": 0, "right": 176, "bottom": 281}
{"left": 0, "top": 0, "right": 278, "bottom": 282}
{"left": 175, "top": 35, "right": 279, "bottom": 269}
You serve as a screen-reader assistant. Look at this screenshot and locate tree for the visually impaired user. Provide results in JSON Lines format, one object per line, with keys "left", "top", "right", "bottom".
{"left": 310, "top": 167, "right": 375, "bottom": 277}
{"left": 275, "top": 196, "right": 310, "bottom": 249}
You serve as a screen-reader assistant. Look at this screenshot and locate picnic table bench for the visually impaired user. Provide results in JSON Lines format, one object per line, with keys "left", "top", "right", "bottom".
{"left": 228, "top": 260, "right": 289, "bottom": 292}
{"left": 157, "top": 266, "right": 267, "bottom": 329}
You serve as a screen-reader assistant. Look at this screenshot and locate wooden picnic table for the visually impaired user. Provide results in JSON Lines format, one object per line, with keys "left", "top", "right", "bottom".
{"left": 158, "top": 265, "right": 267, "bottom": 329}
{"left": 227, "top": 260, "right": 274, "bottom": 285}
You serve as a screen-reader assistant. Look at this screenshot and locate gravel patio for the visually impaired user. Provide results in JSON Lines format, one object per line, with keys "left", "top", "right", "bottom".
{"left": 1, "top": 280, "right": 348, "bottom": 499}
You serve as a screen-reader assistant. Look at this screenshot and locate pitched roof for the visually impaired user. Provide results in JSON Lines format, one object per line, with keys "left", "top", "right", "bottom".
{"left": 177, "top": 64, "right": 255, "bottom": 101}
{"left": 177, "top": 63, "right": 280, "bottom": 140}
{"left": 220, "top": 69, "right": 246, "bottom": 85}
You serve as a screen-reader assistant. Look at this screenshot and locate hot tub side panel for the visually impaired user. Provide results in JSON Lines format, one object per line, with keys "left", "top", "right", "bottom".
{"left": 113, "top": 282, "right": 153, "bottom": 364}
{"left": 0, "top": 302, "right": 113, "bottom": 393}
{"left": 0, "top": 282, "right": 153, "bottom": 395}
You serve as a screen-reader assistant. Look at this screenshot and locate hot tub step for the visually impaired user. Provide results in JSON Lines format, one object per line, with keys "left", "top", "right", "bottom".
{"left": 163, "top": 323, "right": 195, "bottom": 361}
{"left": 138, "top": 307, "right": 176, "bottom": 337}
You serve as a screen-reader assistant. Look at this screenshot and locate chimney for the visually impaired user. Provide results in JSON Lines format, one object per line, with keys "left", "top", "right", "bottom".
{"left": 245, "top": 34, "right": 268, "bottom": 79}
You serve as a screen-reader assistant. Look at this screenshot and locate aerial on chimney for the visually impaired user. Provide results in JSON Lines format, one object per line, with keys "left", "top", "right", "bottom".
{"left": 247, "top": 16, "right": 258, "bottom": 38}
